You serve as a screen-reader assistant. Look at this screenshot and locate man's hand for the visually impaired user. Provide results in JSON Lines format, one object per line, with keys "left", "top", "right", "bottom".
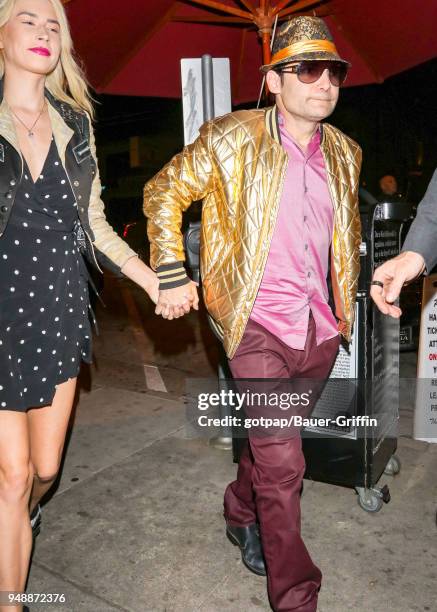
{"left": 370, "top": 251, "right": 425, "bottom": 317}
{"left": 156, "top": 281, "right": 199, "bottom": 320}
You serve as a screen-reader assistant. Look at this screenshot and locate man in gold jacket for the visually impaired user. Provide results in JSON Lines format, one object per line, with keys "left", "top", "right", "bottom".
{"left": 144, "top": 16, "right": 361, "bottom": 612}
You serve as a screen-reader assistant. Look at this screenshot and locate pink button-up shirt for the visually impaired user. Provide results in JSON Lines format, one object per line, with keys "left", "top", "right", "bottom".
{"left": 250, "top": 116, "right": 338, "bottom": 349}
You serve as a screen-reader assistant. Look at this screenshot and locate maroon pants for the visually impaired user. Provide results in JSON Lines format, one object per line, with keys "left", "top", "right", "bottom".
{"left": 224, "top": 315, "right": 340, "bottom": 612}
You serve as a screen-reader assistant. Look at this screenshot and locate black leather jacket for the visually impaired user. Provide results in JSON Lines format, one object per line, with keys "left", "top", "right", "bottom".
{"left": 0, "top": 80, "right": 135, "bottom": 273}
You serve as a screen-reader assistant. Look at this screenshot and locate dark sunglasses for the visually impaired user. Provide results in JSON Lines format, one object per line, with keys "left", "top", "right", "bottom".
{"left": 280, "top": 61, "right": 348, "bottom": 87}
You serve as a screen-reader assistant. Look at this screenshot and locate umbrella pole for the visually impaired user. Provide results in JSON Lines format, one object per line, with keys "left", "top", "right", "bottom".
{"left": 261, "top": 30, "right": 271, "bottom": 67}
{"left": 260, "top": 30, "right": 271, "bottom": 97}
{"left": 254, "top": 1, "right": 273, "bottom": 97}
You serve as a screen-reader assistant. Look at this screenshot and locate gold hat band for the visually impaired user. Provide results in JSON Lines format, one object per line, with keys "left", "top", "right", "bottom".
{"left": 270, "top": 39, "right": 338, "bottom": 64}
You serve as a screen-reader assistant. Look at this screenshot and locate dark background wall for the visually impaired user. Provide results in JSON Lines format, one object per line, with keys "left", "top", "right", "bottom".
{"left": 95, "top": 57, "right": 437, "bottom": 206}
{"left": 331, "top": 57, "right": 437, "bottom": 200}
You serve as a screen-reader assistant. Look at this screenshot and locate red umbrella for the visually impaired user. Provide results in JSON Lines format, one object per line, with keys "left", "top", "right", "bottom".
{"left": 64, "top": 0, "right": 437, "bottom": 104}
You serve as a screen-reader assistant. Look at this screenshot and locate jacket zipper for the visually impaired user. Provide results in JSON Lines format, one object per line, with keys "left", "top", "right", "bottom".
{"left": 63, "top": 162, "right": 103, "bottom": 274}
{"left": 0, "top": 138, "right": 24, "bottom": 237}
{"left": 320, "top": 142, "right": 349, "bottom": 331}
{"left": 230, "top": 148, "right": 288, "bottom": 356}
{"left": 84, "top": 226, "right": 103, "bottom": 274}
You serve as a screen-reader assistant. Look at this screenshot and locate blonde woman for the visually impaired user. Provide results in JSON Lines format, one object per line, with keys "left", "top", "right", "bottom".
{"left": 0, "top": 0, "right": 158, "bottom": 607}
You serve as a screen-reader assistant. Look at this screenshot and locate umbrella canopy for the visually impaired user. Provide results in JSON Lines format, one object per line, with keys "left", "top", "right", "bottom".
{"left": 64, "top": 0, "right": 437, "bottom": 104}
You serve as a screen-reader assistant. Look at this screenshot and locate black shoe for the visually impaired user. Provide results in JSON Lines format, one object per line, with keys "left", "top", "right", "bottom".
{"left": 30, "top": 504, "right": 42, "bottom": 539}
{"left": 226, "top": 523, "right": 266, "bottom": 576}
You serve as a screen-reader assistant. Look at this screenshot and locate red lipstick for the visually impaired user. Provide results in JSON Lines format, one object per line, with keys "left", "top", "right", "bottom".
{"left": 29, "top": 47, "right": 51, "bottom": 57}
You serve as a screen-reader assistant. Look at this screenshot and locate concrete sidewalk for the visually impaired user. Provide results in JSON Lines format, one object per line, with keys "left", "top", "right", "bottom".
{"left": 26, "top": 277, "right": 437, "bottom": 612}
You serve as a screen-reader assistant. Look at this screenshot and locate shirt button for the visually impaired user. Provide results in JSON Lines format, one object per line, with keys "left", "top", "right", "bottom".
{"left": 9, "top": 179, "right": 16, "bottom": 186}
{"left": 80, "top": 207, "right": 85, "bottom": 212}
{"left": 5, "top": 191, "right": 12, "bottom": 199}
{"left": 1, "top": 205, "right": 8, "bottom": 212}
{"left": 78, "top": 195, "right": 82, "bottom": 200}
{"left": 303, "top": 215, "right": 307, "bottom": 222}
{"left": 74, "top": 180, "right": 79, "bottom": 187}
{"left": 304, "top": 243, "right": 308, "bottom": 250}
{"left": 307, "top": 271, "right": 311, "bottom": 278}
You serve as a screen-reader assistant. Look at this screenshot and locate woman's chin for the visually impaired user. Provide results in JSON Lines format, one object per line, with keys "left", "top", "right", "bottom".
{"left": 19, "top": 58, "right": 59, "bottom": 78}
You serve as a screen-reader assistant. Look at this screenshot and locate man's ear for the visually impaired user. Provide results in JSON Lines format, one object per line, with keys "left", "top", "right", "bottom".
{"left": 266, "top": 69, "right": 281, "bottom": 95}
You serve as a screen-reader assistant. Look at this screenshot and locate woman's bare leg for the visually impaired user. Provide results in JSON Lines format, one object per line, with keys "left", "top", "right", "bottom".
{"left": 28, "top": 378, "right": 77, "bottom": 513}
{"left": 0, "top": 411, "right": 33, "bottom": 612}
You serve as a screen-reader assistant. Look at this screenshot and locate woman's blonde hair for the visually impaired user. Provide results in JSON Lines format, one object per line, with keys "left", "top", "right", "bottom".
{"left": 0, "top": 0, "right": 94, "bottom": 118}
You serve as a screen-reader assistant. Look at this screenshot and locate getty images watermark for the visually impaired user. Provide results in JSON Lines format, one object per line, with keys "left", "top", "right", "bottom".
{"left": 196, "top": 389, "right": 377, "bottom": 430}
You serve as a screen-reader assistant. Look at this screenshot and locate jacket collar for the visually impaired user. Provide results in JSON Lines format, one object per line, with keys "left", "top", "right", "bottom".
{"left": 0, "top": 78, "right": 74, "bottom": 166}
{"left": 265, "top": 105, "right": 281, "bottom": 144}
{"left": 0, "top": 79, "right": 20, "bottom": 152}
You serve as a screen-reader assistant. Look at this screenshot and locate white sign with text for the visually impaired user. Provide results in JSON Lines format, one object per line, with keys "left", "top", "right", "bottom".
{"left": 181, "top": 58, "right": 231, "bottom": 146}
{"left": 414, "top": 274, "right": 437, "bottom": 443}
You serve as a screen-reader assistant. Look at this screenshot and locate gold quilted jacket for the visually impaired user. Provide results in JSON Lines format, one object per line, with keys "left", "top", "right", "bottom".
{"left": 144, "top": 105, "right": 362, "bottom": 359}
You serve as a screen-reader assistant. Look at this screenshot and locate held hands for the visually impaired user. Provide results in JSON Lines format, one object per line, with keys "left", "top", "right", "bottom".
{"left": 156, "top": 281, "right": 199, "bottom": 319}
{"left": 370, "top": 251, "right": 426, "bottom": 318}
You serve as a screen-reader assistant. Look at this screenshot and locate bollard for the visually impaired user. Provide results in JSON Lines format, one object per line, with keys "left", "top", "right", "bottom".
{"left": 201, "top": 54, "right": 215, "bottom": 122}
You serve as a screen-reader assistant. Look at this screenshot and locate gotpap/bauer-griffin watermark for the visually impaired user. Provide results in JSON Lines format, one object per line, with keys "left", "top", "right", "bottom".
{"left": 195, "top": 390, "right": 377, "bottom": 430}
{"left": 197, "top": 415, "right": 377, "bottom": 429}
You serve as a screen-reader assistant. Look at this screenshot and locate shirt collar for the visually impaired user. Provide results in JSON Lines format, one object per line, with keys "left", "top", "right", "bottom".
{"left": 278, "top": 111, "right": 321, "bottom": 156}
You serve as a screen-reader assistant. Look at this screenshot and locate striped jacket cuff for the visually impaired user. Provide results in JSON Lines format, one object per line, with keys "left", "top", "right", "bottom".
{"left": 157, "top": 262, "right": 190, "bottom": 290}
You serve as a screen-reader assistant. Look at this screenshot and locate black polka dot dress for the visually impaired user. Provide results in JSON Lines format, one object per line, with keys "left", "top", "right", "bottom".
{"left": 0, "top": 138, "right": 92, "bottom": 411}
